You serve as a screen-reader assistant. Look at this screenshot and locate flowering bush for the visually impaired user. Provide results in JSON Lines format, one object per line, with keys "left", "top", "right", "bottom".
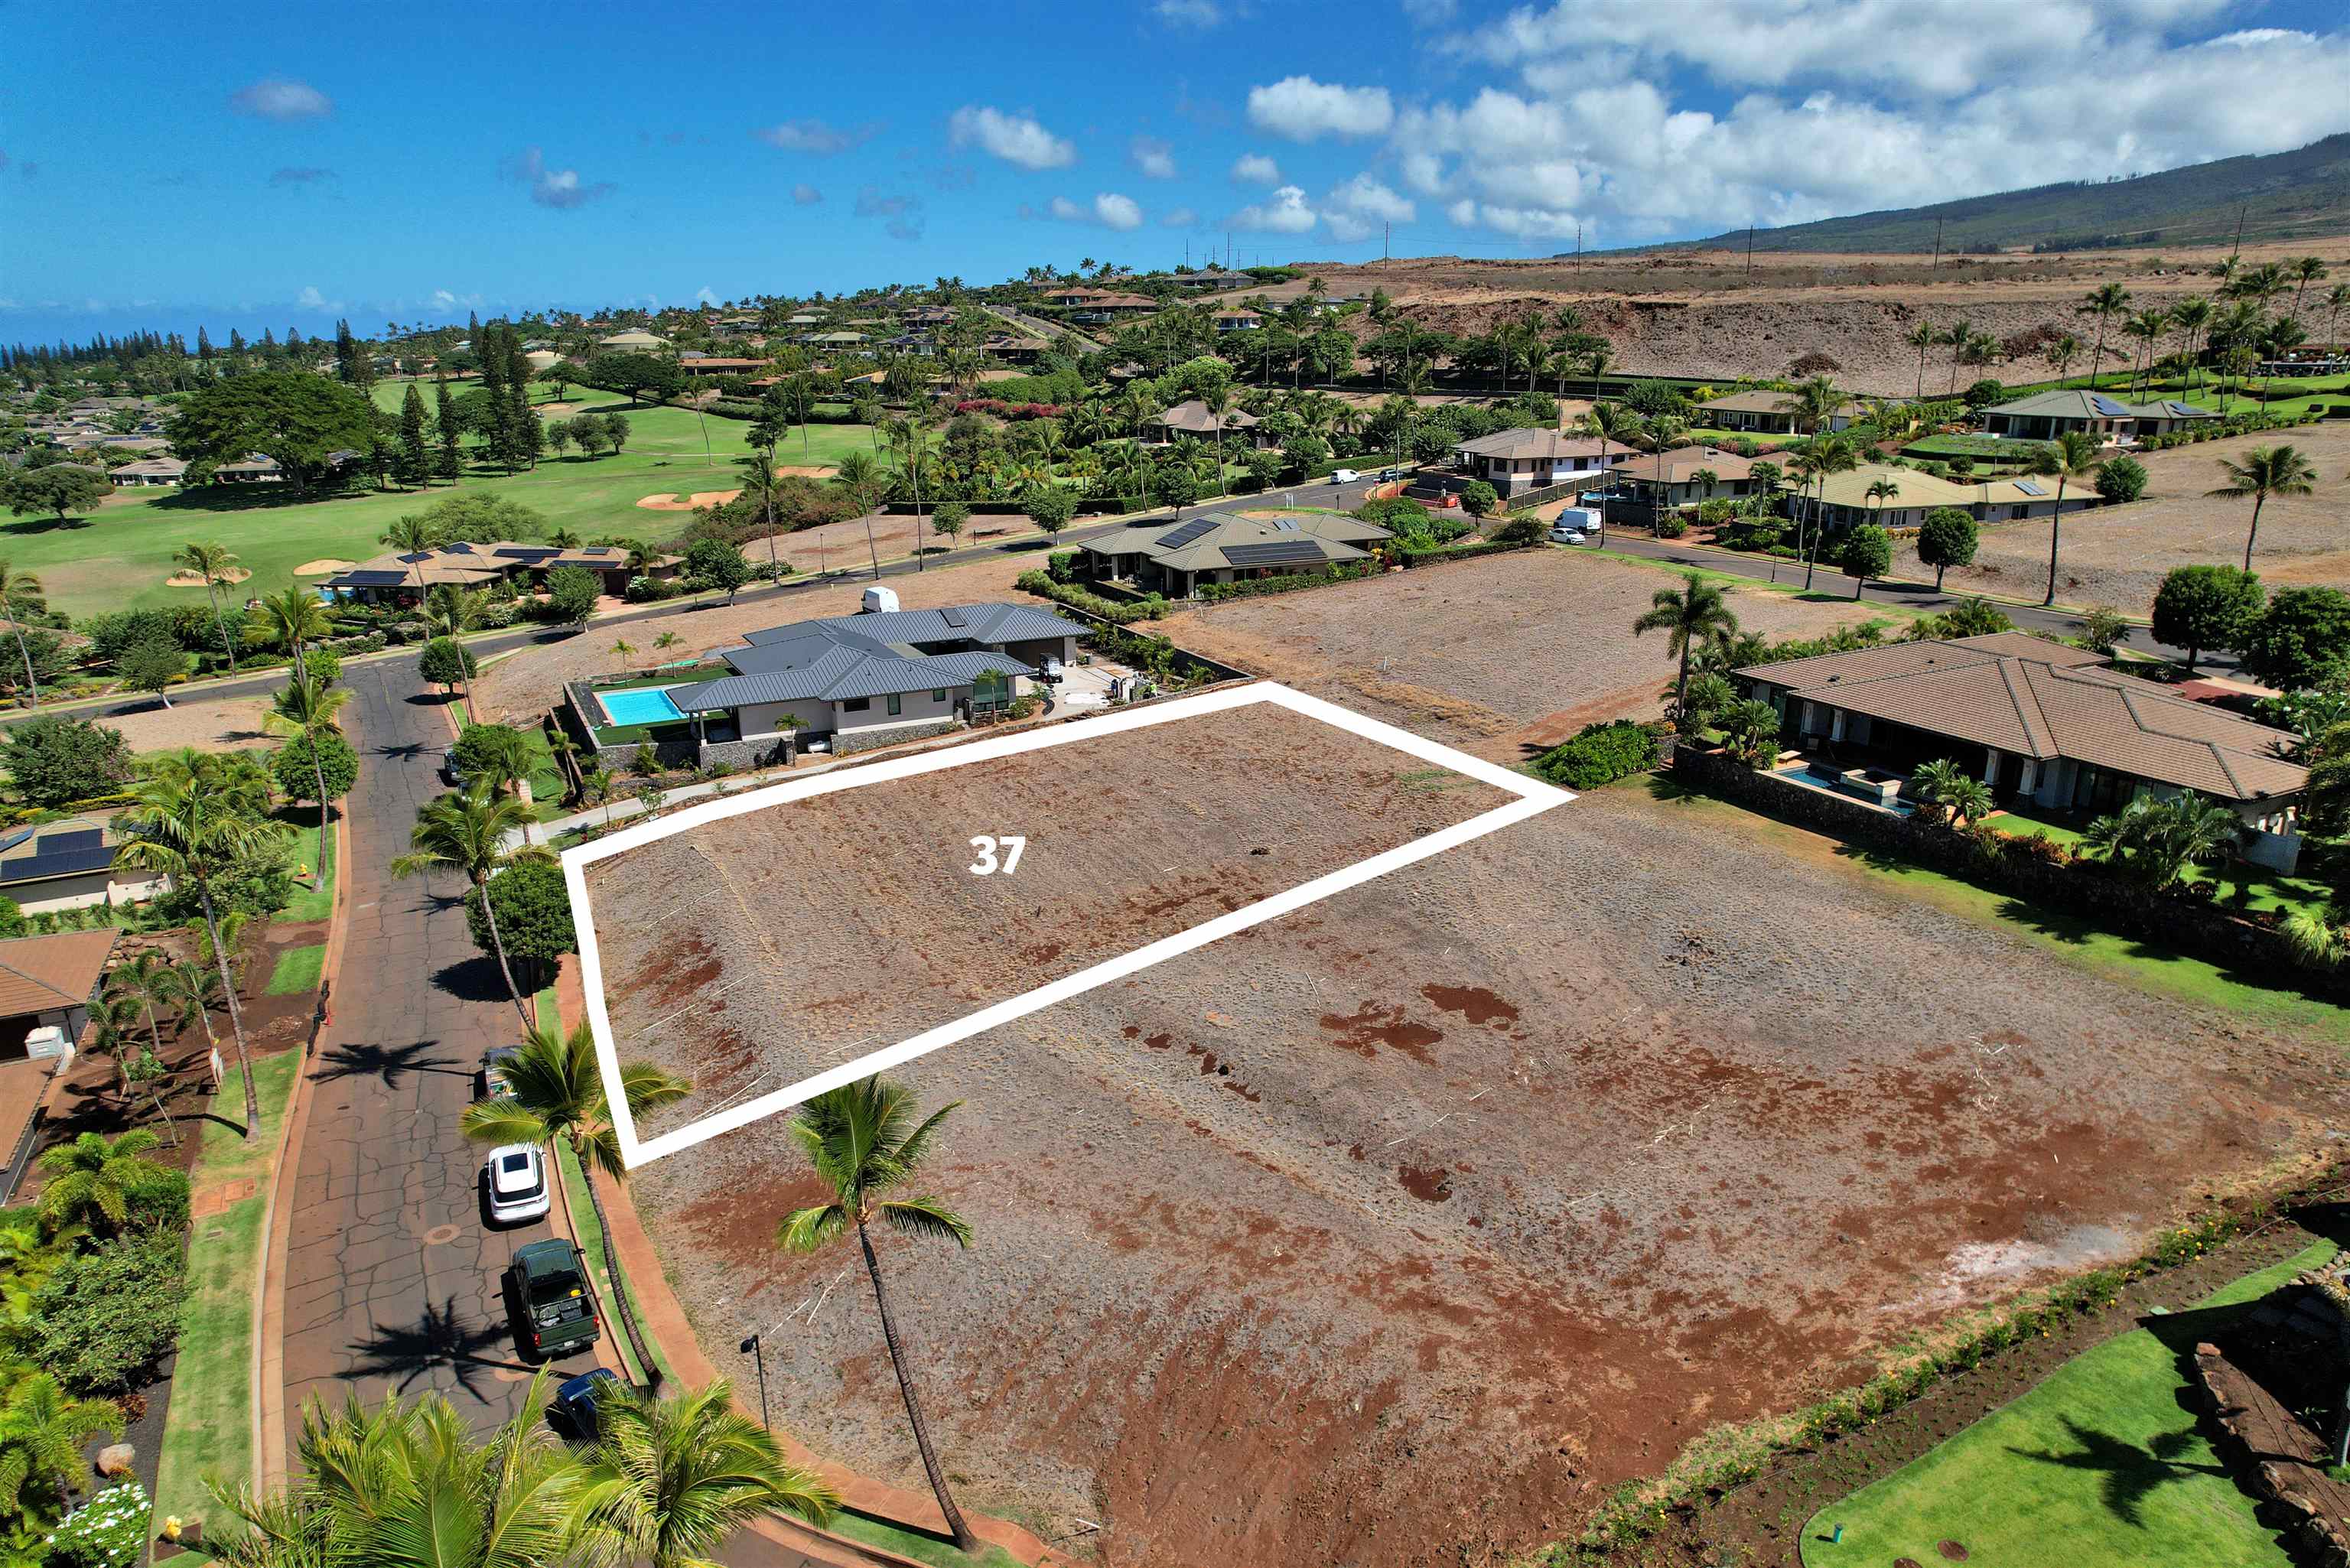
{"left": 50, "top": 1480, "right": 148, "bottom": 1568}
{"left": 950, "top": 399, "right": 1066, "bottom": 421}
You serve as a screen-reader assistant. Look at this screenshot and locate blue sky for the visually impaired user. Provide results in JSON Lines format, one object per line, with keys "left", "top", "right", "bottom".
{"left": 5, "top": 0, "right": 2347, "bottom": 346}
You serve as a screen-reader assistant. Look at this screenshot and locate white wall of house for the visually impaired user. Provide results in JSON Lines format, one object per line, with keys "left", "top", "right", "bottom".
{"left": 735, "top": 697, "right": 835, "bottom": 740}
{"left": 5, "top": 870, "right": 166, "bottom": 916}
{"left": 832, "top": 685, "right": 961, "bottom": 737}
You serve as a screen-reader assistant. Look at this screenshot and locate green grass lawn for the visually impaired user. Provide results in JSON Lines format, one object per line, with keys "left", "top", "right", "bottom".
{"left": 264, "top": 942, "right": 326, "bottom": 996}
{"left": 2009, "top": 367, "right": 2348, "bottom": 421}
{"left": 278, "top": 812, "right": 336, "bottom": 923}
{"left": 827, "top": 1509, "right": 1025, "bottom": 1568}
{"left": 1987, "top": 810, "right": 2332, "bottom": 923}
{"left": 1805, "top": 1239, "right": 2336, "bottom": 1567}
{"left": 151, "top": 1046, "right": 304, "bottom": 1536}
{"left": 1659, "top": 782, "right": 2350, "bottom": 1042}
{"left": 8, "top": 393, "right": 877, "bottom": 620}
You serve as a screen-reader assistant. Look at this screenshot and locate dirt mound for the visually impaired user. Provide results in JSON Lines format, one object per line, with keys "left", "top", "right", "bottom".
{"left": 165, "top": 565, "right": 252, "bottom": 587}
{"left": 293, "top": 558, "right": 353, "bottom": 576}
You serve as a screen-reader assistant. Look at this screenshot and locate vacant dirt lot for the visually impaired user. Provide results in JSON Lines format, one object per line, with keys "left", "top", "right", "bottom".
{"left": 1891, "top": 421, "right": 2350, "bottom": 616}
{"left": 1162, "top": 548, "right": 1889, "bottom": 758}
{"left": 475, "top": 549, "right": 1054, "bottom": 725}
{"left": 588, "top": 700, "right": 1511, "bottom": 1140}
{"left": 633, "top": 773, "right": 2347, "bottom": 1568}
{"left": 106, "top": 690, "right": 275, "bottom": 753}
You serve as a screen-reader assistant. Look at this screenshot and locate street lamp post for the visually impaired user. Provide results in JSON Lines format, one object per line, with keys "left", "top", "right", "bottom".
{"left": 738, "top": 1332, "right": 769, "bottom": 1430}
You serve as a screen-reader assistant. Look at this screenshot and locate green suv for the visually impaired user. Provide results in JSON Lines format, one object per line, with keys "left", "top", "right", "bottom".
{"left": 506, "top": 1239, "right": 598, "bottom": 1358}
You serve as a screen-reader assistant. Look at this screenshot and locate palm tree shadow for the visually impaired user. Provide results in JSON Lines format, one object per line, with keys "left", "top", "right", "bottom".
{"left": 345, "top": 1296, "right": 532, "bottom": 1404}
{"left": 311, "top": 1038, "right": 465, "bottom": 1089}
{"left": 2004, "top": 1414, "right": 2228, "bottom": 1527}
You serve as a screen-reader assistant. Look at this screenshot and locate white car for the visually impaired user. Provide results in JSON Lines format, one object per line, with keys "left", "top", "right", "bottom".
{"left": 482, "top": 1143, "right": 551, "bottom": 1225}
{"left": 1330, "top": 468, "right": 1361, "bottom": 485}
{"left": 1548, "top": 523, "right": 1599, "bottom": 545}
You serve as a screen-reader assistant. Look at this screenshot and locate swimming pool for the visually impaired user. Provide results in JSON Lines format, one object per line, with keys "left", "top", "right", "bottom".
{"left": 1774, "top": 763, "right": 1918, "bottom": 816}
{"left": 598, "top": 686, "right": 685, "bottom": 727}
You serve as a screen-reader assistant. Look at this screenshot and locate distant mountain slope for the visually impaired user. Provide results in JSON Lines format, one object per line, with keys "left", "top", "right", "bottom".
{"left": 1681, "top": 134, "right": 2350, "bottom": 254}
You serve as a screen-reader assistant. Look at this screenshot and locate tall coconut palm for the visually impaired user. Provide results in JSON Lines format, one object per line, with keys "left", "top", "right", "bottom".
{"left": 113, "top": 750, "right": 286, "bottom": 1137}
{"left": 1583, "top": 343, "right": 1613, "bottom": 403}
{"left": 459, "top": 1017, "right": 691, "bottom": 1391}
{"left": 1776, "top": 375, "right": 1844, "bottom": 436}
{"left": 160, "top": 956, "right": 223, "bottom": 1060}
{"left": 201, "top": 1374, "right": 581, "bottom": 1568}
{"left": 1906, "top": 319, "right": 1937, "bottom": 401}
{"left": 2048, "top": 333, "right": 2081, "bottom": 383}
{"left": 1643, "top": 413, "right": 1688, "bottom": 530}
{"left": 568, "top": 1380, "right": 836, "bottom": 1566}
{"left": 1582, "top": 402, "right": 1636, "bottom": 545}
{"left": 2075, "top": 283, "right": 2132, "bottom": 389}
{"left": 832, "top": 450, "right": 890, "bottom": 576}
{"left": 2034, "top": 428, "right": 2104, "bottom": 606}
{"left": 2208, "top": 445, "right": 2320, "bottom": 572}
{"left": 2168, "top": 295, "right": 2213, "bottom": 394}
{"left": 174, "top": 542, "right": 244, "bottom": 674}
{"left": 732, "top": 448, "right": 786, "bottom": 577}
{"left": 0, "top": 1372, "right": 125, "bottom": 1519}
{"left": 2326, "top": 284, "right": 2350, "bottom": 355}
{"left": 1632, "top": 571, "right": 1740, "bottom": 723}
{"left": 425, "top": 582, "right": 483, "bottom": 641}
{"left": 106, "top": 950, "right": 175, "bottom": 1054}
{"left": 777, "top": 1077, "right": 980, "bottom": 1554}
{"left": 389, "top": 783, "right": 540, "bottom": 1028}
{"left": 1865, "top": 478, "right": 1900, "bottom": 519}
{"left": 0, "top": 560, "right": 47, "bottom": 709}
{"left": 379, "top": 514, "right": 438, "bottom": 607}
{"left": 35, "top": 1129, "right": 165, "bottom": 1234}
{"left": 1795, "top": 434, "right": 1859, "bottom": 590}
{"left": 248, "top": 583, "right": 333, "bottom": 683}
{"left": 264, "top": 672, "right": 353, "bottom": 841}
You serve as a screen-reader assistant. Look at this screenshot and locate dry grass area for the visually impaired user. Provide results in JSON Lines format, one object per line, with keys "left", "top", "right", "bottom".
{"left": 474, "top": 549, "right": 1053, "bottom": 724}
{"left": 630, "top": 763, "right": 2347, "bottom": 1568}
{"left": 1891, "top": 421, "right": 2350, "bottom": 616}
{"left": 107, "top": 691, "right": 275, "bottom": 754}
{"left": 1162, "top": 548, "right": 1889, "bottom": 759}
{"left": 1283, "top": 240, "right": 2333, "bottom": 395}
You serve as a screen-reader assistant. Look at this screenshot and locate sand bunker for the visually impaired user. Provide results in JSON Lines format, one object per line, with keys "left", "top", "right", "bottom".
{"left": 166, "top": 566, "right": 252, "bottom": 587}
{"left": 773, "top": 464, "right": 836, "bottom": 478}
{"left": 293, "top": 558, "right": 354, "bottom": 577}
{"left": 636, "top": 490, "right": 743, "bottom": 512}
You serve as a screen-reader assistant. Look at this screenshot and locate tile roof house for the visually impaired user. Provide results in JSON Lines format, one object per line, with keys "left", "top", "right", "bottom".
{"left": 0, "top": 928, "right": 119, "bottom": 1060}
{"left": 596, "top": 328, "right": 671, "bottom": 351}
{"left": 324, "top": 542, "right": 675, "bottom": 602}
{"left": 584, "top": 603, "right": 1085, "bottom": 763}
{"left": 1978, "top": 389, "right": 2221, "bottom": 444}
{"left": 1735, "top": 633, "right": 2308, "bottom": 865}
{"left": 1616, "top": 447, "right": 1759, "bottom": 508}
{"left": 1147, "top": 401, "right": 1269, "bottom": 444}
{"left": 1799, "top": 464, "right": 2106, "bottom": 530}
{"left": 107, "top": 457, "right": 190, "bottom": 487}
{"left": 1450, "top": 428, "right": 1636, "bottom": 495}
{"left": 1079, "top": 512, "right": 1391, "bottom": 598}
{"left": 1697, "top": 389, "right": 1865, "bottom": 434}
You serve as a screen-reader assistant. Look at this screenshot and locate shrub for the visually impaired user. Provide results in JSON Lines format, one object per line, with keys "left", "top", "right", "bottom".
{"left": 1356, "top": 496, "right": 1431, "bottom": 531}
{"left": 0, "top": 894, "right": 23, "bottom": 938}
{"left": 47, "top": 1479, "right": 148, "bottom": 1568}
{"left": 0, "top": 715, "right": 133, "bottom": 808}
{"left": 2094, "top": 454, "right": 2148, "bottom": 503}
{"left": 1014, "top": 571, "right": 1160, "bottom": 623}
{"left": 1532, "top": 721, "right": 1663, "bottom": 789}
{"left": 1046, "top": 551, "right": 1080, "bottom": 584}
{"left": 1652, "top": 515, "right": 1688, "bottom": 539}
{"left": 27, "top": 1231, "right": 187, "bottom": 1395}
{"left": 464, "top": 856, "right": 575, "bottom": 986}
{"left": 2241, "top": 586, "right": 2350, "bottom": 691}
{"left": 270, "top": 730, "right": 359, "bottom": 808}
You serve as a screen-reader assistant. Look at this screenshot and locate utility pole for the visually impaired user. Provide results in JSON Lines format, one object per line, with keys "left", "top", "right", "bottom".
{"left": 1577, "top": 223, "right": 1583, "bottom": 267}
{"left": 1382, "top": 222, "right": 1390, "bottom": 268}
{"left": 1745, "top": 225, "right": 1755, "bottom": 278}
{"left": 1930, "top": 216, "right": 1943, "bottom": 272}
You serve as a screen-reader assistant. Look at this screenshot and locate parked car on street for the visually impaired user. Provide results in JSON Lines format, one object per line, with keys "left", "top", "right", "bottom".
{"left": 481, "top": 1143, "right": 551, "bottom": 1225}
{"left": 1547, "top": 523, "right": 1600, "bottom": 545}
{"left": 552, "top": 1368, "right": 620, "bottom": 1437}
{"left": 480, "top": 1046, "right": 520, "bottom": 1099}
{"left": 1375, "top": 467, "right": 1403, "bottom": 483}
{"left": 506, "top": 1238, "right": 599, "bottom": 1358}
{"left": 440, "top": 750, "right": 463, "bottom": 787}
{"left": 1330, "top": 468, "right": 1360, "bottom": 485}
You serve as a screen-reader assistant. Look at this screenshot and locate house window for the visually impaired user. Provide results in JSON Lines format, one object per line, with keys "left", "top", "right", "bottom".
{"left": 843, "top": 697, "right": 871, "bottom": 713}
{"left": 886, "top": 694, "right": 902, "bottom": 717}
{"left": 931, "top": 688, "right": 947, "bottom": 702}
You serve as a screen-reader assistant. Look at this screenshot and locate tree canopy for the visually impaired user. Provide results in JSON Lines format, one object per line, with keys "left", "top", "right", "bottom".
{"left": 0, "top": 715, "right": 133, "bottom": 807}
{"left": 164, "top": 371, "right": 378, "bottom": 492}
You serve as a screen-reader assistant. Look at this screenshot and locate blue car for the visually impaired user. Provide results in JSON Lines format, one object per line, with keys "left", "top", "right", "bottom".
{"left": 553, "top": 1368, "right": 619, "bottom": 1437}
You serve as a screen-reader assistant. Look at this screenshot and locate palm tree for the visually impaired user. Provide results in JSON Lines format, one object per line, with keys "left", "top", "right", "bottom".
{"left": 161, "top": 956, "right": 223, "bottom": 1059}
{"left": 1584, "top": 343, "right": 1613, "bottom": 403}
{"left": 106, "top": 950, "right": 174, "bottom": 1054}
{"left": 2169, "top": 295, "right": 2213, "bottom": 394}
{"left": 731, "top": 448, "right": 786, "bottom": 580}
{"left": 0, "top": 1372, "right": 124, "bottom": 1518}
{"left": 776, "top": 1077, "right": 980, "bottom": 1554}
{"left": 2034, "top": 429, "right": 2104, "bottom": 605}
{"left": 86, "top": 995, "right": 145, "bottom": 1098}
{"left": 248, "top": 584, "right": 334, "bottom": 683}
{"left": 1865, "top": 478, "right": 1900, "bottom": 521}
{"left": 0, "top": 560, "right": 48, "bottom": 709}
{"left": 379, "top": 514, "right": 438, "bottom": 606}
{"left": 2075, "top": 283, "right": 2132, "bottom": 389}
{"left": 264, "top": 672, "right": 353, "bottom": 841}
{"left": 1582, "top": 402, "right": 1636, "bottom": 545}
{"left": 569, "top": 1380, "right": 836, "bottom": 1566}
{"left": 201, "top": 1375, "right": 581, "bottom": 1568}
{"left": 832, "top": 449, "right": 890, "bottom": 576}
{"left": 653, "top": 630, "right": 682, "bottom": 659}
{"left": 174, "top": 542, "right": 244, "bottom": 674}
{"left": 1777, "top": 375, "right": 1844, "bottom": 436}
{"left": 1632, "top": 572, "right": 1740, "bottom": 723}
{"left": 2081, "top": 793, "right": 2241, "bottom": 885}
{"left": 1906, "top": 319, "right": 1937, "bottom": 400}
{"left": 1643, "top": 413, "right": 1688, "bottom": 530}
{"left": 2208, "top": 445, "right": 2320, "bottom": 572}
{"left": 581, "top": 766, "right": 619, "bottom": 826}
{"left": 2048, "top": 332, "right": 2080, "bottom": 383}
{"left": 425, "top": 582, "right": 482, "bottom": 640}
{"left": 1909, "top": 757, "right": 1968, "bottom": 823}
{"left": 35, "top": 1128, "right": 164, "bottom": 1233}
{"left": 459, "top": 1017, "right": 691, "bottom": 1387}
{"left": 389, "top": 784, "right": 540, "bottom": 1027}
{"left": 114, "top": 750, "right": 287, "bottom": 1137}
{"left": 2326, "top": 284, "right": 2350, "bottom": 355}
{"left": 1795, "top": 434, "right": 1859, "bottom": 590}
{"left": 611, "top": 636, "right": 636, "bottom": 665}
{"left": 1942, "top": 775, "right": 1994, "bottom": 828}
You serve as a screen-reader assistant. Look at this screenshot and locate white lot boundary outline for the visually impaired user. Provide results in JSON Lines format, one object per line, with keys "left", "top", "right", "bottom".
{"left": 564, "top": 682, "right": 1574, "bottom": 1167}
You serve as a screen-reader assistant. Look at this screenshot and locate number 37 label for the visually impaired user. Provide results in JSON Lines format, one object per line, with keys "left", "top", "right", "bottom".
{"left": 968, "top": 835, "right": 1027, "bottom": 875}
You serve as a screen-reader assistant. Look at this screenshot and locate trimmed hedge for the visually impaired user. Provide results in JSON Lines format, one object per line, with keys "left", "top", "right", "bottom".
{"left": 1016, "top": 571, "right": 1167, "bottom": 623}
{"left": 1196, "top": 561, "right": 1378, "bottom": 601}
{"left": 1533, "top": 721, "right": 1664, "bottom": 789}
{"left": 1395, "top": 536, "right": 1535, "bottom": 568}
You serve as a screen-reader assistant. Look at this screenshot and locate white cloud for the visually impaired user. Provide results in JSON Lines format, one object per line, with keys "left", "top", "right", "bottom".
{"left": 427, "top": 288, "right": 483, "bottom": 313}
{"left": 1321, "top": 173, "right": 1416, "bottom": 242}
{"left": 1246, "top": 76, "right": 1394, "bottom": 140}
{"left": 1155, "top": 0, "right": 1221, "bottom": 23}
{"left": 229, "top": 78, "right": 332, "bottom": 120}
{"left": 295, "top": 285, "right": 333, "bottom": 310}
{"left": 1228, "top": 184, "right": 1318, "bottom": 233}
{"left": 792, "top": 183, "right": 823, "bottom": 205}
{"left": 695, "top": 285, "right": 721, "bottom": 306}
{"left": 948, "top": 105, "right": 1077, "bottom": 170}
{"left": 503, "top": 147, "right": 614, "bottom": 210}
{"left": 1230, "top": 152, "right": 1283, "bottom": 185}
{"left": 753, "top": 118, "right": 879, "bottom": 155}
{"left": 1048, "top": 192, "right": 1145, "bottom": 230}
{"left": 1388, "top": 11, "right": 2350, "bottom": 246}
{"left": 1162, "top": 206, "right": 1200, "bottom": 228}
{"left": 1131, "top": 136, "right": 1178, "bottom": 179}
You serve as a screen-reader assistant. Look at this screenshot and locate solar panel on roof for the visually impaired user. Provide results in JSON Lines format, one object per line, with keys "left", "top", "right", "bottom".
{"left": 1271, "top": 518, "right": 1299, "bottom": 530}
{"left": 2088, "top": 395, "right": 2128, "bottom": 417}
{"left": 397, "top": 551, "right": 432, "bottom": 564}
{"left": 2166, "top": 402, "right": 2195, "bottom": 416}
{"left": 444, "top": 542, "right": 474, "bottom": 554}
{"left": 0, "top": 828, "right": 34, "bottom": 856}
{"left": 344, "top": 570, "right": 408, "bottom": 587}
{"left": 44, "top": 829, "right": 101, "bottom": 853}
{"left": 1154, "top": 517, "right": 1219, "bottom": 550}
{"left": 939, "top": 607, "right": 968, "bottom": 628}
{"left": 493, "top": 547, "right": 558, "bottom": 561}
{"left": 2013, "top": 480, "right": 2047, "bottom": 496}
{"left": 1223, "top": 540, "right": 1327, "bottom": 568}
